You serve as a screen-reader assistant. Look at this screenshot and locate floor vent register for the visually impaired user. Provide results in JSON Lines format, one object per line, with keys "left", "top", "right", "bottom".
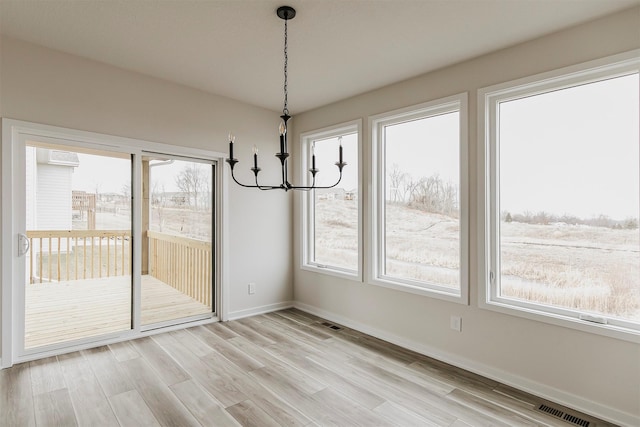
{"left": 536, "top": 403, "right": 590, "bottom": 427}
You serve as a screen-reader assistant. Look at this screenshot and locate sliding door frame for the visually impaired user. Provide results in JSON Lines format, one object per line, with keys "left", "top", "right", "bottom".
{"left": 140, "top": 151, "right": 219, "bottom": 332}
{"left": 1, "top": 119, "right": 229, "bottom": 368}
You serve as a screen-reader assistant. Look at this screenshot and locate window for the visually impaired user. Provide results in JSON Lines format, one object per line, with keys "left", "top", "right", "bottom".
{"left": 301, "top": 121, "right": 361, "bottom": 278}
{"left": 479, "top": 51, "right": 640, "bottom": 339}
{"left": 371, "top": 94, "right": 468, "bottom": 302}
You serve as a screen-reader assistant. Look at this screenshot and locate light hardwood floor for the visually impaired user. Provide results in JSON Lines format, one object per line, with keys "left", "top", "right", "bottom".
{"left": 1, "top": 309, "right": 616, "bottom": 427}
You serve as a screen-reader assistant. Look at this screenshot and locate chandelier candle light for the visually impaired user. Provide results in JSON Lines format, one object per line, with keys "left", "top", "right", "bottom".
{"left": 226, "top": 5, "right": 347, "bottom": 191}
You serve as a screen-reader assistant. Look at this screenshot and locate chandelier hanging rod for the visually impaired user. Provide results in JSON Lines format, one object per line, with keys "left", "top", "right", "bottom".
{"left": 225, "top": 6, "right": 347, "bottom": 192}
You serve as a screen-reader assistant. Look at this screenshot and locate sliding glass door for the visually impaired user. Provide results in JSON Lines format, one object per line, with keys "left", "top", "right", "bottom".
{"left": 141, "top": 155, "right": 214, "bottom": 328}
{"left": 23, "top": 142, "right": 133, "bottom": 349}
{"left": 2, "top": 120, "right": 220, "bottom": 364}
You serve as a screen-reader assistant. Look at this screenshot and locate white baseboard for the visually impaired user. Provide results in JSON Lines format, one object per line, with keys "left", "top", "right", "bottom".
{"left": 293, "top": 301, "right": 639, "bottom": 427}
{"left": 228, "top": 301, "right": 294, "bottom": 321}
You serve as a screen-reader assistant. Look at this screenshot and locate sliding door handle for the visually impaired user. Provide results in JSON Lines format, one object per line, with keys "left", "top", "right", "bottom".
{"left": 18, "top": 233, "right": 30, "bottom": 256}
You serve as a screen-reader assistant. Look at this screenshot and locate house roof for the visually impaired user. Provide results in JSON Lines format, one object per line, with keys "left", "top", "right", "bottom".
{"left": 1, "top": 0, "right": 637, "bottom": 113}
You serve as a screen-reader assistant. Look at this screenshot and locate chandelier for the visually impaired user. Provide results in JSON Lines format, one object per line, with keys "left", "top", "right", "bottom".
{"left": 226, "top": 6, "right": 347, "bottom": 191}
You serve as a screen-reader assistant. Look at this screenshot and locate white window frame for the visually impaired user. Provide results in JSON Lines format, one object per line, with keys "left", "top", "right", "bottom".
{"left": 478, "top": 50, "right": 640, "bottom": 342}
{"left": 300, "top": 120, "right": 362, "bottom": 281}
{"left": 370, "top": 93, "right": 469, "bottom": 304}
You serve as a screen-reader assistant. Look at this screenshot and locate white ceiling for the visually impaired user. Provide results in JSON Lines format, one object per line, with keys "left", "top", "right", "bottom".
{"left": 1, "top": 0, "right": 638, "bottom": 113}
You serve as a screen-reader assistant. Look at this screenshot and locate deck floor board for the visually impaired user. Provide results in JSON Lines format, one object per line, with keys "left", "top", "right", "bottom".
{"left": 25, "top": 275, "right": 211, "bottom": 349}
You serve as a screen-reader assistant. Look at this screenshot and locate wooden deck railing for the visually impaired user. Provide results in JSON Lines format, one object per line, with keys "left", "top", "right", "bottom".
{"left": 26, "top": 229, "right": 211, "bottom": 309}
{"left": 26, "top": 230, "right": 131, "bottom": 284}
{"left": 148, "top": 230, "right": 212, "bottom": 307}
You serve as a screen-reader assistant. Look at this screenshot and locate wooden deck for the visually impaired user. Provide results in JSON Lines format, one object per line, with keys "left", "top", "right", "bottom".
{"left": 25, "top": 275, "right": 212, "bottom": 349}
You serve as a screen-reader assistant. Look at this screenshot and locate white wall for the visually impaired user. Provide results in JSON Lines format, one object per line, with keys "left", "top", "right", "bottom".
{"left": 0, "top": 37, "right": 293, "bottom": 351}
{"left": 292, "top": 7, "right": 640, "bottom": 425}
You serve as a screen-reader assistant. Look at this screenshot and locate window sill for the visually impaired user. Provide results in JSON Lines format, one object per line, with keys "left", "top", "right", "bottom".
{"left": 370, "top": 276, "right": 467, "bottom": 305}
{"left": 479, "top": 298, "right": 640, "bottom": 344}
{"left": 301, "top": 263, "right": 362, "bottom": 282}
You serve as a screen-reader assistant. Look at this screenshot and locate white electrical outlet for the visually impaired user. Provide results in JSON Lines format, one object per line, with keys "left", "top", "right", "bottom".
{"left": 450, "top": 315, "right": 462, "bottom": 332}
{"left": 248, "top": 282, "right": 256, "bottom": 295}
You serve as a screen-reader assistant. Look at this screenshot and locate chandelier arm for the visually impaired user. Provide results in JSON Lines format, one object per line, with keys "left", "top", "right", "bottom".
{"left": 229, "top": 164, "right": 345, "bottom": 191}
{"left": 254, "top": 174, "right": 286, "bottom": 191}
{"left": 288, "top": 171, "right": 344, "bottom": 191}
{"left": 286, "top": 172, "right": 316, "bottom": 192}
{"left": 228, "top": 166, "right": 281, "bottom": 190}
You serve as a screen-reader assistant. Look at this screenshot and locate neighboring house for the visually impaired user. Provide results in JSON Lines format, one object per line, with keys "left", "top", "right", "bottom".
{"left": 315, "top": 188, "right": 346, "bottom": 201}
{"left": 152, "top": 191, "right": 211, "bottom": 210}
{"left": 25, "top": 146, "right": 80, "bottom": 281}
{"left": 26, "top": 147, "right": 79, "bottom": 233}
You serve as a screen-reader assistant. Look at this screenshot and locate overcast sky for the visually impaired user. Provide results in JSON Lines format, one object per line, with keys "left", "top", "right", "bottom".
{"left": 500, "top": 73, "right": 638, "bottom": 220}
{"left": 72, "top": 156, "right": 210, "bottom": 195}
{"left": 385, "top": 111, "right": 460, "bottom": 189}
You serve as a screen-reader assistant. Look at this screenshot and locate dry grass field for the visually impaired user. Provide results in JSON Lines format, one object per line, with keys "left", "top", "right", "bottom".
{"left": 315, "top": 199, "right": 640, "bottom": 321}
{"left": 500, "top": 221, "right": 639, "bottom": 320}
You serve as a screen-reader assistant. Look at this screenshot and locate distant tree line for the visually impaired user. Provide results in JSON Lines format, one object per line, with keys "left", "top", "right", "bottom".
{"left": 387, "top": 164, "right": 458, "bottom": 217}
{"left": 502, "top": 211, "right": 638, "bottom": 230}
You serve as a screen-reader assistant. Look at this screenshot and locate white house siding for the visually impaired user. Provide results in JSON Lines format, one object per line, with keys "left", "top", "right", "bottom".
{"left": 25, "top": 146, "right": 37, "bottom": 230}
{"left": 36, "top": 163, "right": 73, "bottom": 230}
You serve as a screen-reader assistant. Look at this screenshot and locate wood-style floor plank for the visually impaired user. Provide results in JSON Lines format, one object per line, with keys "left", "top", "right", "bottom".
{"left": 203, "top": 322, "right": 241, "bottom": 340}
{"left": 57, "top": 352, "right": 120, "bottom": 426}
{"left": 130, "top": 336, "right": 191, "bottom": 386}
{"left": 200, "top": 340, "right": 313, "bottom": 426}
{"left": 226, "top": 400, "right": 282, "bottom": 427}
{"left": 29, "top": 356, "right": 66, "bottom": 396}
{"left": 108, "top": 340, "right": 140, "bottom": 362}
{"left": 188, "top": 326, "right": 264, "bottom": 372}
{"left": 170, "top": 329, "right": 216, "bottom": 358}
{"left": 305, "top": 351, "right": 457, "bottom": 426}
{"left": 222, "top": 321, "right": 277, "bottom": 347}
{"left": 266, "top": 312, "right": 333, "bottom": 341}
{"left": 119, "top": 357, "right": 201, "bottom": 427}
{"left": 445, "top": 388, "right": 539, "bottom": 427}
{"left": 157, "top": 338, "right": 249, "bottom": 408}
{"left": 262, "top": 312, "right": 333, "bottom": 343}
{"left": 0, "top": 362, "right": 36, "bottom": 427}
{"left": 263, "top": 340, "right": 386, "bottom": 410}
{"left": 373, "top": 400, "right": 441, "bottom": 427}
{"left": 310, "top": 387, "right": 396, "bottom": 427}
{"left": 33, "top": 388, "right": 78, "bottom": 427}
{"left": 0, "top": 308, "right": 616, "bottom": 427}
{"left": 170, "top": 379, "right": 241, "bottom": 427}
{"left": 109, "top": 389, "right": 161, "bottom": 427}
{"left": 82, "top": 346, "right": 135, "bottom": 397}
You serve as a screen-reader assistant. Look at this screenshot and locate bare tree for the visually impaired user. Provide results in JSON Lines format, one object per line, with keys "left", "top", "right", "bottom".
{"left": 151, "top": 182, "right": 167, "bottom": 231}
{"left": 175, "top": 164, "right": 206, "bottom": 210}
{"left": 388, "top": 166, "right": 459, "bottom": 217}
{"left": 388, "top": 164, "right": 408, "bottom": 203}
{"left": 121, "top": 183, "right": 131, "bottom": 199}
{"left": 408, "top": 174, "right": 458, "bottom": 217}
